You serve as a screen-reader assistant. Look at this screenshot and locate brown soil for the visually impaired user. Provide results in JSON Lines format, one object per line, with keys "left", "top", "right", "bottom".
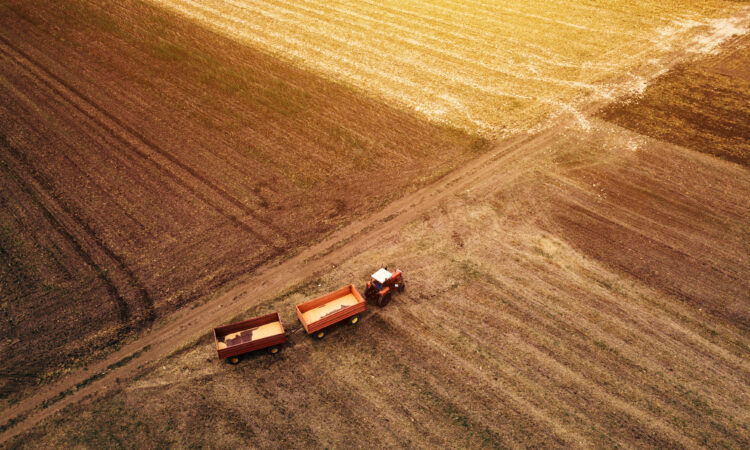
{"left": 1, "top": 2, "right": 749, "bottom": 448}
{"left": 0, "top": 0, "right": 482, "bottom": 401}
{"left": 543, "top": 144, "right": 750, "bottom": 328}
{"left": 599, "top": 34, "right": 750, "bottom": 166}
{"left": 5, "top": 111, "right": 749, "bottom": 446}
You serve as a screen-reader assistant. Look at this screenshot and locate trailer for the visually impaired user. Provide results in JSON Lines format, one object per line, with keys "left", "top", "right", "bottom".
{"left": 296, "top": 284, "right": 366, "bottom": 339}
{"left": 213, "top": 312, "right": 286, "bottom": 364}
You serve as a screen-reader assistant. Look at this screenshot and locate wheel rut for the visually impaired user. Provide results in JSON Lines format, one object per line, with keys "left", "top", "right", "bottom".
{"left": 0, "top": 6, "right": 733, "bottom": 442}
{"left": 0, "top": 133, "right": 146, "bottom": 326}
{"left": 0, "top": 109, "right": 544, "bottom": 442}
{"left": 0, "top": 36, "right": 286, "bottom": 247}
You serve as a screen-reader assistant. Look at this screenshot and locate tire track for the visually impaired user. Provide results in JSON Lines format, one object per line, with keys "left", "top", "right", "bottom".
{"left": 1, "top": 3, "right": 739, "bottom": 441}
{"left": 0, "top": 36, "right": 288, "bottom": 247}
{"left": 3, "top": 1, "right": 278, "bottom": 212}
{"left": 0, "top": 138, "right": 134, "bottom": 325}
{"left": 0, "top": 76, "right": 157, "bottom": 325}
{"left": 0, "top": 112, "right": 544, "bottom": 443}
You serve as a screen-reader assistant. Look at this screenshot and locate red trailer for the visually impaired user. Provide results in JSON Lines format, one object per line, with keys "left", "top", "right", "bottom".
{"left": 296, "top": 284, "right": 366, "bottom": 339}
{"left": 213, "top": 312, "right": 286, "bottom": 364}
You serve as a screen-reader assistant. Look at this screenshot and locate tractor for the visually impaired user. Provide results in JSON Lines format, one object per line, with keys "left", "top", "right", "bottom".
{"left": 364, "top": 267, "right": 404, "bottom": 306}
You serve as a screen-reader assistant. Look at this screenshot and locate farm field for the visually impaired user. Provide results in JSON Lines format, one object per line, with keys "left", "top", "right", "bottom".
{"left": 5, "top": 27, "right": 750, "bottom": 448}
{"left": 600, "top": 34, "right": 750, "bottom": 166}
{"left": 6, "top": 66, "right": 750, "bottom": 446}
{"left": 0, "top": 0, "right": 482, "bottom": 403}
{"left": 1, "top": 0, "right": 750, "bottom": 447}
{"left": 148, "top": 0, "right": 747, "bottom": 133}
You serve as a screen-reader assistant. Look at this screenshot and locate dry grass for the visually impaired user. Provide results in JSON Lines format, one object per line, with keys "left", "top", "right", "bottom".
{"left": 0, "top": 0, "right": 481, "bottom": 402}
{"left": 2, "top": 1, "right": 749, "bottom": 447}
{"left": 147, "top": 0, "right": 747, "bottom": 134}
{"left": 8, "top": 109, "right": 749, "bottom": 449}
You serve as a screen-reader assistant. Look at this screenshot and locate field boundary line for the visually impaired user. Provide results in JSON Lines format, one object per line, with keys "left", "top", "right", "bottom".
{"left": 0, "top": 107, "right": 545, "bottom": 443}
{"left": 3, "top": 4, "right": 746, "bottom": 440}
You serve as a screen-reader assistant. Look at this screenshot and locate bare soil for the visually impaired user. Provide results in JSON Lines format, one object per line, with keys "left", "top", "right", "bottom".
{"left": 0, "top": 0, "right": 482, "bottom": 401}
{"left": 1, "top": 1, "right": 749, "bottom": 448}
{"left": 599, "top": 34, "right": 750, "bottom": 166}
{"left": 5, "top": 109, "right": 749, "bottom": 446}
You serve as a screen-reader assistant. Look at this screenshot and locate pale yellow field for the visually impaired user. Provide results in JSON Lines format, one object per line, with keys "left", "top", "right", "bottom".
{"left": 146, "top": 0, "right": 747, "bottom": 134}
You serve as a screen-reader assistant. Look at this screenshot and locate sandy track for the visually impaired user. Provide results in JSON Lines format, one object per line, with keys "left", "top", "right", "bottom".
{"left": 2, "top": 4, "right": 748, "bottom": 445}
{"left": 0, "top": 63, "right": 545, "bottom": 441}
{"left": 0, "top": 0, "right": 483, "bottom": 401}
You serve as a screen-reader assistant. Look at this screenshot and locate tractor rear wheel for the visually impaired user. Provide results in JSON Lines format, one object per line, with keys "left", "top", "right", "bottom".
{"left": 378, "top": 291, "right": 392, "bottom": 307}
{"left": 365, "top": 285, "right": 378, "bottom": 303}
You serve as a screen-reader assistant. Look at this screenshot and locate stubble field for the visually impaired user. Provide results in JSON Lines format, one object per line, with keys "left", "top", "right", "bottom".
{"left": 148, "top": 0, "right": 746, "bottom": 133}
{"left": 9, "top": 85, "right": 749, "bottom": 446}
{"left": 1, "top": 0, "right": 749, "bottom": 447}
{"left": 0, "top": 0, "right": 482, "bottom": 402}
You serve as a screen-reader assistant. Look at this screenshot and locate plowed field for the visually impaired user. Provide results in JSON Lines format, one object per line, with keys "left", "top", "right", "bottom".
{"left": 8, "top": 106, "right": 749, "bottom": 447}
{"left": 600, "top": 34, "right": 750, "bottom": 166}
{"left": 1, "top": 0, "right": 749, "bottom": 447}
{"left": 0, "top": 0, "right": 481, "bottom": 402}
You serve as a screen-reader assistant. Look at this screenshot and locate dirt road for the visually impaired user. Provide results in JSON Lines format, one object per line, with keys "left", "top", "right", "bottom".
{"left": 0, "top": 103, "right": 668, "bottom": 443}
{"left": 3, "top": 6, "right": 749, "bottom": 445}
{"left": 0, "top": 0, "right": 482, "bottom": 402}
{"left": 0, "top": 87, "right": 545, "bottom": 442}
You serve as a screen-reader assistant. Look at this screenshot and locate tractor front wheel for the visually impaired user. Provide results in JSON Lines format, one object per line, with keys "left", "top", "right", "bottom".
{"left": 269, "top": 346, "right": 281, "bottom": 355}
{"left": 315, "top": 331, "right": 325, "bottom": 339}
{"left": 378, "top": 291, "right": 392, "bottom": 307}
{"left": 228, "top": 356, "right": 240, "bottom": 365}
{"left": 350, "top": 315, "right": 359, "bottom": 325}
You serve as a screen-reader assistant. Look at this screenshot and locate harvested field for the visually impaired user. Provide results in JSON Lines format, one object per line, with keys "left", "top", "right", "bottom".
{"left": 0, "top": 0, "right": 482, "bottom": 402}
{"left": 541, "top": 130, "right": 750, "bottom": 329}
{"left": 147, "top": 0, "right": 747, "bottom": 133}
{"left": 600, "top": 34, "right": 750, "bottom": 166}
{"left": 2, "top": 0, "right": 750, "bottom": 446}
{"left": 5, "top": 31, "right": 750, "bottom": 447}
{"left": 7, "top": 113, "right": 749, "bottom": 448}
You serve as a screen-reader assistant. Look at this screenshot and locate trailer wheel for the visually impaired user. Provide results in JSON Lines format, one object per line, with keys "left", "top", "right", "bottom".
{"left": 269, "top": 346, "right": 281, "bottom": 355}
{"left": 315, "top": 331, "right": 325, "bottom": 339}
{"left": 378, "top": 291, "right": 392, "bottom": 307}
{"left": 350, "top": 315, "right": 359, "bottom": 325}
{"left": 229, "top": 356, "right": 240, "bottom": 365}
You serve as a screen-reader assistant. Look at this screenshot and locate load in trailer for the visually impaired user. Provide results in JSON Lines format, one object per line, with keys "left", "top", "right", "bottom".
{"left": 213, "top": 312, "right": 286, "bottom": 364}
{"left": 296, "top": 284, "right": 366, "bottom": 339}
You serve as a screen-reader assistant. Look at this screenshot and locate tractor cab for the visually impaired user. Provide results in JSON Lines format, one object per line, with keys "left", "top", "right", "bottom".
{"left": 370, "top": 268, "right": 392, "bottom": 291}
{"left": 365, "top": 267, "right": 405, "bottom": 306}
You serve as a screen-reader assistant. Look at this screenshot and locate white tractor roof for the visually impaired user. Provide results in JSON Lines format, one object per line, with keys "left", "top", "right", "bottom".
{"left": 372, "top": 268, "right": 392, "bottom": 284}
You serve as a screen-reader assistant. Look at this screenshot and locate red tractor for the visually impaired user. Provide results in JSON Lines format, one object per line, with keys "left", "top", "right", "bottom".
{"left": 364, "top": 268, "right": 404, "bottom": 306}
